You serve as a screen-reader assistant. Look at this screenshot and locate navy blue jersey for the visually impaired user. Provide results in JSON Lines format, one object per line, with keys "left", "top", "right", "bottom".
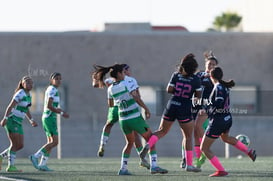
{"left": 206, "top": 83, "right": 233, "bottom": 139}
{"left": 208, "top": 83, "right": 231, "bottom": 117}
{"left": 196, "top": 71, "right": 214, "bottom": 99}
{"left": 164, "top": 72, "right": 201, "bottom": 122}
{"left": 168, "top": 72, "right": 201, "bottom": 103}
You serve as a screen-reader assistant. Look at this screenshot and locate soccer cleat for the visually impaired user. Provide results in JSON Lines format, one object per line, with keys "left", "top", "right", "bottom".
{"left": 29, "top": 155, "right": 39, "bottom": 169}
{"left": 248, "top": 149, "right": 256, "bottom": 162}
{"left": 209, "top": 170, "right": 228, "bottom": 177}
{"left": 6, "top": 165, "right": 22, "bottom": 172}
{"left": 139, "top": 144, "right": 150, "bottom": 160}
{"left": 185, "top": 165, "right": 201, "bottom": 172}
{"left": 38, "top": 165, "right": 53, "bottom": 171}
{"left": 139, "top": 158, "right": 150, "bottom": 169}
{"left": 180, "top": 158, "right": 186, "bottom": 169}
{"left": 118, "top": 169, "right": 132, "bottom": 175}
{"left": 150, "top": 166, "right": 168, "bottom": 174}
{"left": 196, "top": 154, "right": 206, "bottom": 168}
{"left": 97, "top": 145, "right": 105, "bottom": 157}
{"left": 0, "top": 155, "right": 3, "bottom": 170}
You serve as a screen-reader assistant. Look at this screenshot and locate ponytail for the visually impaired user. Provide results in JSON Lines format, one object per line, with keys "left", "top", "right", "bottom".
{"left": 219, "top": 79, "right": 235, "bottom": 88}
{"left": 91, "top": 64, "right": 124, "bottom": 88}
{"left": 15, "top": 80, "right": 24, "bottom": 93}
{"left": 211, "top": 67, "right": 235, "bottom": 88}
{"left": 91, "top": 64, "right": 111, "bottom": 88}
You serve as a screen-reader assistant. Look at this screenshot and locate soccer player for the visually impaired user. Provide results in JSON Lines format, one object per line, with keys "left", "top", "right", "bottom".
{"left": 200, "top": 67, "right": 257, "bottom": 177}
{"left": 94, "top": 64, "right": 167, "bottom": 175}
{"left": 29, "top": 72, "right": 69, "bottom": 171}
{"left": 0, "top": 76, "right": 38, "bottom": 172}
{"left": 191, "top": 51, "right": 219, "bottom": 168}
{"left": 93, "top": 64, "right": 150, "bottom": 169}
{"left": 140, "top": 53, "right": 202, "bottom": 172}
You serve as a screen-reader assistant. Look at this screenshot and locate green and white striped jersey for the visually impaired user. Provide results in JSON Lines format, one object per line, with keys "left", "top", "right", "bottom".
{"left": 43, "top": 85, "right": 60, "bottom": 118}
{"left": 11, "top": 89, "right": 31, "bottom": 123}
{"left": 108, "top": 80, "right": 140, "bottom": 121}
{"left": 106, "top": 75, "right": 139, "bottom": 106}
{"left": 124, "top": 75, "right": 139, "bottom": 91}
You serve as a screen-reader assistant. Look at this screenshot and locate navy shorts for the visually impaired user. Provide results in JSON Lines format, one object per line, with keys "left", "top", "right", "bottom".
{"left": 205, "top": 114, "right": 232, "bottom": 139}
{"left": 162, "top": 100, "right": 192, "bottom": 123}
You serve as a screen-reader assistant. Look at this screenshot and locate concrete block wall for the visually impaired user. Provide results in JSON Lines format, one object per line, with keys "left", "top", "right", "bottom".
{"left": 0, "top": 32, "right": 272, "bottom": 158}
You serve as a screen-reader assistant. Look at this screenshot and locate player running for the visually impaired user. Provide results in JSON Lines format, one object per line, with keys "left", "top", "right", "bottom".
{"left": 200, "top": 67, "right": 257, "bottom": 177}
{"left": 192, "top": 51, "right": 219, "bottom": 168}
{"left": 140, "top": 53, "right": 202, "bottom": 172}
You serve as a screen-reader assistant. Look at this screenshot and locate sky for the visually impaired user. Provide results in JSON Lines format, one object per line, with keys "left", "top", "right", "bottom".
{"left": 0, "top": 0, "right": 240, "bottom": 32}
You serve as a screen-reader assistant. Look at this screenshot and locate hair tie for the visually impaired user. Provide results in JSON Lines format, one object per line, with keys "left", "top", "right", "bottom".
{"left": 122, "top": 64, "right": 130, "bottom": 70}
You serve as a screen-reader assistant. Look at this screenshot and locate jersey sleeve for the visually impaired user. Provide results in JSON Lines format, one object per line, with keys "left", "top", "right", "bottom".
{"left": 130, "top": 77, "right": 139, "bottom": 89}
{"left": 125, "top": 77, "right": 138, "bottom": 92}
{"left": 167, "top": 72, "right": 177, "bottom": 88}
{"left": 213, "top": 84, "right": 225, "bottom": 108}
{"left": 107, "top": 86, "right": 113, "bottom": 99}
{"left": 47, "top": 86, "right": 57, "bottom": 99}
{"left": 194, "top": 75, "right": 202, "bottom": 91}
{"left": 13, "top": 89, "right": 24, "bottom": 103}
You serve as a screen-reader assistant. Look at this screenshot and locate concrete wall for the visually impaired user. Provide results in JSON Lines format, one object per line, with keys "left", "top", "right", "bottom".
{"left": 0, "top": 32, "right": 272, "bottom": 158}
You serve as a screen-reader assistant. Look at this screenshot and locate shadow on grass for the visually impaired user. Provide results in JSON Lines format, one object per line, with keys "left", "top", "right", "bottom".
{"left": 0, "top": 174, "right": 43, "bottom": 181}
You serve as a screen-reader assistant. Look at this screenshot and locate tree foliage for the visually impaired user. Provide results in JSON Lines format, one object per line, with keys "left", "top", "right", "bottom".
{"left": 213, "top": 12, "right": 242, "bottom": 31}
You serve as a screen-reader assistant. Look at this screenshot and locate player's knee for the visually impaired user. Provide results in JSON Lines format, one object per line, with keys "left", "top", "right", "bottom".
{"left": 221, "top": 135, "right": 230, "bottom": 143}
{"left": 221, "top": 137, "right": 227, "bottom": 142}
{"left": 159, "top": 127, "right": 169, "bottom": 136}
{"left": 126, "top": 141, "right": 134, "bottom": 149}
{"left": 223, "top": 136, "right": 235, "bottom": 145}
{"left": 17, "top": 143, "right": 24, "bottom": 151}
{"left": 142, "top": 131, "right": 152, "bottom": 142}
{"left": 51, "top": 139, "right": 59, "bottom": 147}
{"left": 105, "top": 122, "right": 114, "bottom": 127}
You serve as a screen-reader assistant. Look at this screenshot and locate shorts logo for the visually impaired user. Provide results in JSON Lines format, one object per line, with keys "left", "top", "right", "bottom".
{"left": 224, "top": 115, "right": 231, "bottom": 121}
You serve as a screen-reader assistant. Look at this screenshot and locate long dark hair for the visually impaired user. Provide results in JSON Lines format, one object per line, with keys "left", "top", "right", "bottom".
{"left": 210, "top": 67, "right": 235, "bottom": 88}
{"left": 15, "top": 76, "right": 32, "bottom": 93}
{"left": 179, "top": 53, "right": 198, "bottom": 76}
{"left": 91, "top": 64, "right": 124, "bottom": 88}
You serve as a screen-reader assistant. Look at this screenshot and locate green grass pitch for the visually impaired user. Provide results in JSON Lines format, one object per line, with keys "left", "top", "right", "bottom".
{"left": 0, "top": 156, "right": 273, "bottom": 181}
